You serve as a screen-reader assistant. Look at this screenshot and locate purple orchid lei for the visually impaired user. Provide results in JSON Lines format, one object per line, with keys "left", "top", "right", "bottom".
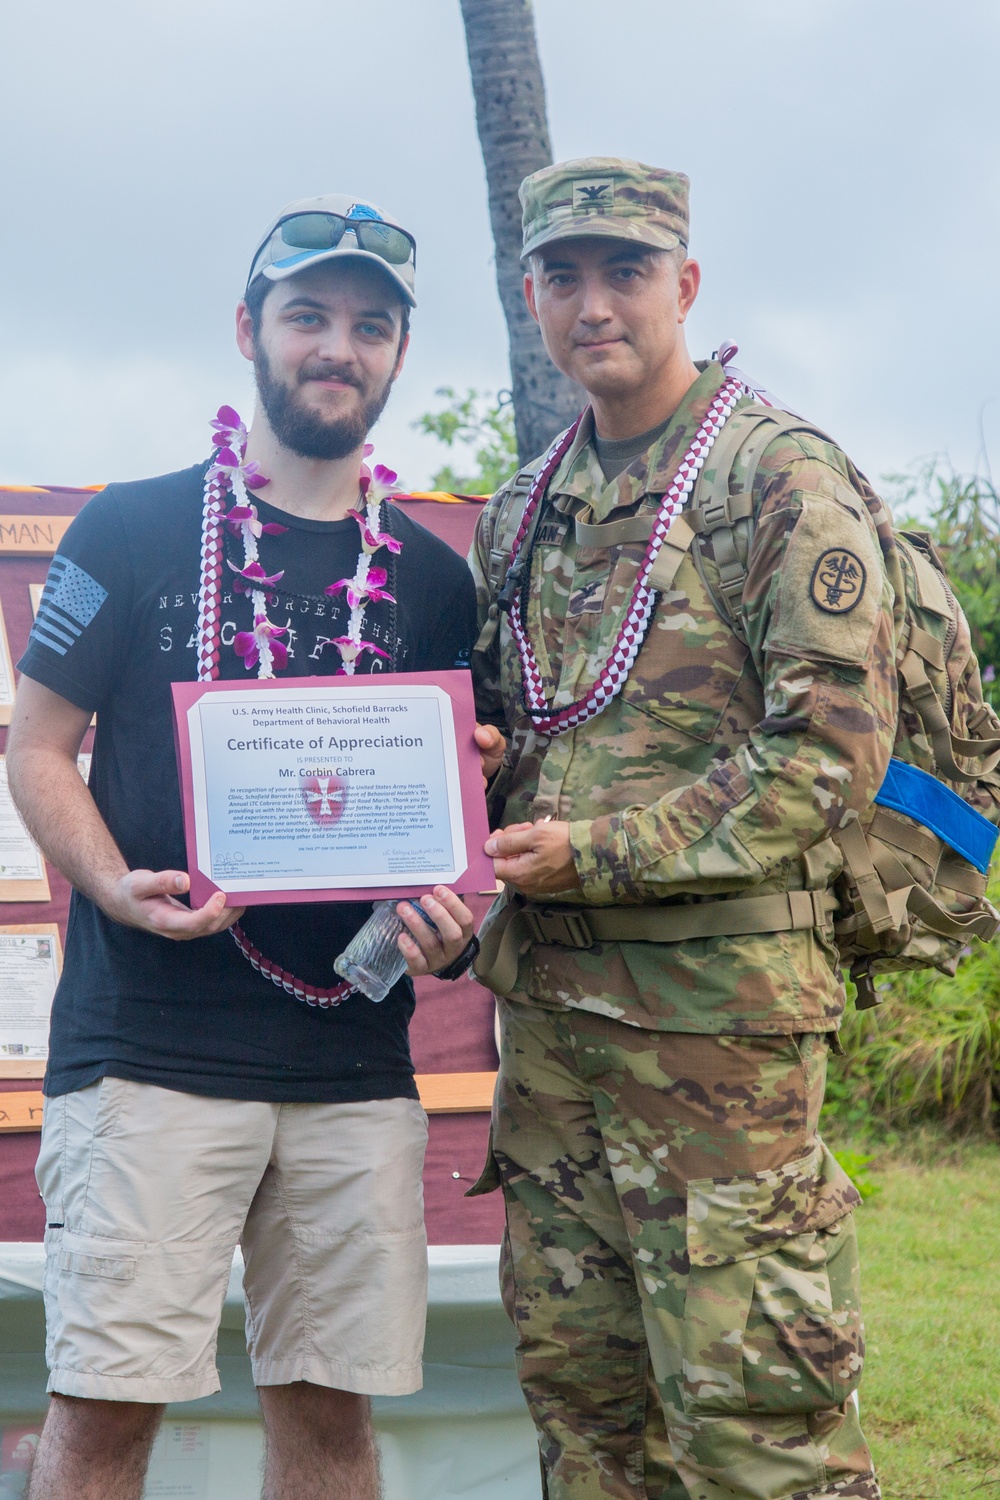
{"left": 203, "top": 407, "right": 403, "bottom": 678}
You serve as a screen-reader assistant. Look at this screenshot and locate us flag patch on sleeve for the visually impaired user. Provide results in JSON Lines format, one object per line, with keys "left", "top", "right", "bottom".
{"left": 30, "top": 555, "right": 108, "bottom": 656}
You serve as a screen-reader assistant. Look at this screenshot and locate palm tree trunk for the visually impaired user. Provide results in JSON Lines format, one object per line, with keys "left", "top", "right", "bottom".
{"left": 459, "top": 0, "right": 583, "bottom": 464}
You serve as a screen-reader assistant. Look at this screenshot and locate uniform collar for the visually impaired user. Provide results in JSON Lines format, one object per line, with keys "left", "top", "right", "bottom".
{"left": 550, "top": 359, "right": 729, "bottom": 523}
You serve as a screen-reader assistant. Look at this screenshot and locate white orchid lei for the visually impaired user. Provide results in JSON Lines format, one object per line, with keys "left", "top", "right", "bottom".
{"left": 195, "top": 404, "right": 405, "bottom": 1010}
{"left": 200, "top": 404, "right": 403, "bottom": 679}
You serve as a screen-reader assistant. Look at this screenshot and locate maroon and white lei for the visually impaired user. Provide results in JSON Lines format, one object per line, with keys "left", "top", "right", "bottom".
{"left": 506, "top": 374, "right": 745, "bottom": 735}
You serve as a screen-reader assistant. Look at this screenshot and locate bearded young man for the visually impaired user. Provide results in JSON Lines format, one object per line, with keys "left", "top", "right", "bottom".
{"left": 7, "top": 194, "right": 479, "bottom": 1500}
{"left": 470, "top": 159, "right": 894, "bottom": 1500}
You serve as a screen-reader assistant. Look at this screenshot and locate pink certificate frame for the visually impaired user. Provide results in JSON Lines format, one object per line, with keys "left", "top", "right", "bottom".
{"left": 172, "top": 671, "right": 494, "bottom": 908}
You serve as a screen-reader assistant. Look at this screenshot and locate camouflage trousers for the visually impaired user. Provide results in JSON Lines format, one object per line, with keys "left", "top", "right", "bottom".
{"left": 489, "top": 1001, "right": 879, "bottom": 1500}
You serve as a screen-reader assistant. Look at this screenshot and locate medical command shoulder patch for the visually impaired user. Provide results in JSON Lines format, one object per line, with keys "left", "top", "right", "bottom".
{"left": 809, "top": 548, "right": 867, "bottom": 614}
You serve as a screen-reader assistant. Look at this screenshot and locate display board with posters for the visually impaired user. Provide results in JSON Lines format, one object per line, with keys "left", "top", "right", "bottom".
{"left": 0, "top": 483, "right": 503, "bottom": 1247}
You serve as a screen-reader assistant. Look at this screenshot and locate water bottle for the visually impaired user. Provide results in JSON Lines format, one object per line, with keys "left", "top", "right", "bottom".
{"left": 334, "top": 899, "right": 438, "bottom": 1003}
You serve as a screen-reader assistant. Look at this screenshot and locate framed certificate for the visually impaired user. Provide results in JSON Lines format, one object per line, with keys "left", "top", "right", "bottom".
{"left": 0, "top": 599, "right": 15, "bottom": 726}
{"left": 0, "top": 924, "right": 62, "bottom": 1078}
{"left": 0, "top": 757, "right": 50, "bottom": 902}
{"left": 172, "top": 671, "right": 494, "bottom": 907}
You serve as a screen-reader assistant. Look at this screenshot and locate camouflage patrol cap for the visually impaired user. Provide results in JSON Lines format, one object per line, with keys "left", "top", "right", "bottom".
{"left": 520, "top": 157, "right": 689, "bottom": 260}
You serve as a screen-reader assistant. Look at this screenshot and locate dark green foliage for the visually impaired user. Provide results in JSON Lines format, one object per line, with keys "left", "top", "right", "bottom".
{"left": 831, "top": 1147, "right": 881, "bottom": 1199}
{"left": 414, "top": 387, "right": 518, "bottom": 496}
{"left": 884, "top": 458, "right": 1000, "bottom": 700}
{"left": 823, "top": 878, "right": 1000, "bottom": 1138}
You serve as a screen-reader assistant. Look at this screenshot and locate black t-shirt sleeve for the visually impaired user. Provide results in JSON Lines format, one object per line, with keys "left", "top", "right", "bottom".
{"left": 17, "top": 489, "right": 130, "bottom": 713}
{"left": 418, "top": 545, "right": 478, "bottom": 672}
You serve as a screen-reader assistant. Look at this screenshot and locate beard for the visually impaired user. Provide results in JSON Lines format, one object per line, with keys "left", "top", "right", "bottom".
{"left": 253, "top": 340, "right": 396, "bottom": 460}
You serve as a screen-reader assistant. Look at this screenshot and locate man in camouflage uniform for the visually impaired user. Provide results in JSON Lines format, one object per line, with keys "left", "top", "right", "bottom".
{"left": 469, "top": 158, "right": 896, "bottom": 1500}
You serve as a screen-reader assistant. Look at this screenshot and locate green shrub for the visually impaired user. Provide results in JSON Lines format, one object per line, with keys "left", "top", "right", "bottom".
{"left": 413, "top": 387, "right": 518, "bottom": 496}
{"left": 883, "top": 458, "right": 1000, "bottom": 701}
{"left": 831, "top": 1147, "right": 881, "bottom": 1199}
{"left": 823, "top": 881, "right": 1000, "bottom": 1137}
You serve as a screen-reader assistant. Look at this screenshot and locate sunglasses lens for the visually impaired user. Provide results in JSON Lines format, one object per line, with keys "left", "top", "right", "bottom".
{"left": 272, "top": 213, "right": 412, "bottom": 269}
{"left": 354, "top": 221, "right": 413, "bottom": 265}
{"left": 280, "top": 214, "right": 345, "bottom": 250}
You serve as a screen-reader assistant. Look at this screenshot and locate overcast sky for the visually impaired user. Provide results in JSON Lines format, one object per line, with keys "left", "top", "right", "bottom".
{"left": 1, "top": 0, "right": 998, "bottom": 493}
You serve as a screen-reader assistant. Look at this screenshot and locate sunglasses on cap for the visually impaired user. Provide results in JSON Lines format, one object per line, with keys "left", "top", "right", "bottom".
{"left": 248, "top": 212, "right": 416, "bottom": 286}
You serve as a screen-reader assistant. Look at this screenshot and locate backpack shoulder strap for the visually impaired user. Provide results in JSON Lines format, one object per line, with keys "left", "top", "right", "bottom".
{"left": 894, "top": 534, "right": 1000, "bottom": 781}
{"left": 473, "top": 462, "right": 543, "bottom": 655}
{"left": 645, "top": 407, "right": 772, "bottom": 597}
{"left": 685, "top": 406, "right": 833, "bottom": 634}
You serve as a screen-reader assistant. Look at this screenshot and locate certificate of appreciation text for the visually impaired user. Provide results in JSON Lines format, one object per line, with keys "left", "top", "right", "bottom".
{"left": 173, "top": 672, "right": 493, "bottom": 906}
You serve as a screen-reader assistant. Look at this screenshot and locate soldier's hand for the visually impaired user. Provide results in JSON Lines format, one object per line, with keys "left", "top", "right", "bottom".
{"left": 396, "top": 886, "right": 475, "bottom": 976}
{"left": 474, "top": 723, "right": 507, "bottom": 786}
{"left": 484, "top": 820, "right": 582, "bottom": 897}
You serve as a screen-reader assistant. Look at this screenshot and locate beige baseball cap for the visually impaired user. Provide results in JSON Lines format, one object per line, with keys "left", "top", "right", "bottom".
{"left": 520, "top": 157, "right": 689, "bottom": 260}
{"left": 246, "top": 194, "right": 417, "bottom": 307}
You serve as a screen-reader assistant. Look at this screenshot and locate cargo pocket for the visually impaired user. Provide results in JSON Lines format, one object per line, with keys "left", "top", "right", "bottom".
{"left": 681, "top": 1141, "right": 865, "bottom": 1416}
{"left": 57, "top": 1247, "right": 137, "bottom": 1281}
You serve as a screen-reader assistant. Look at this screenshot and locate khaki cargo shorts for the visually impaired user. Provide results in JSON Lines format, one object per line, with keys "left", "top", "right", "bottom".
{"left": 35, "top": 1079, "right": 429, "bottom": 1403}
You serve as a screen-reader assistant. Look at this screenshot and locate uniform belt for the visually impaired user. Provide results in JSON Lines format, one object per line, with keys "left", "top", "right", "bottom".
{"left": 474, "top": 889, "right": 838, "bottom": 998}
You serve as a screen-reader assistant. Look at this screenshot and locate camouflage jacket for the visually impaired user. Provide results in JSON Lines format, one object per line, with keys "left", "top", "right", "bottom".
{"left": 470, "top": 361, "right": 900, "bottom": 1034}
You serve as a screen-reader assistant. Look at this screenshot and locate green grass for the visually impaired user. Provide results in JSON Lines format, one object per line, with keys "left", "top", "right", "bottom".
{"left": 854, "top": 1141, "right": 1000, "bottom": 1498}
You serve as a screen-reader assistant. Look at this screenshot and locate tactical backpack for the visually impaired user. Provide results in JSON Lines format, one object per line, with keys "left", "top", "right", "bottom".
{"left": 477, "top": 403, "right": 1000, "bottom": 1009}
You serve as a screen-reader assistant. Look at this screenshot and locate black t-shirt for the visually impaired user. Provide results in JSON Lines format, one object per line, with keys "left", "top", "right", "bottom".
{"left": 18, "top": 461, "right": 477, "bottom": 1103}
